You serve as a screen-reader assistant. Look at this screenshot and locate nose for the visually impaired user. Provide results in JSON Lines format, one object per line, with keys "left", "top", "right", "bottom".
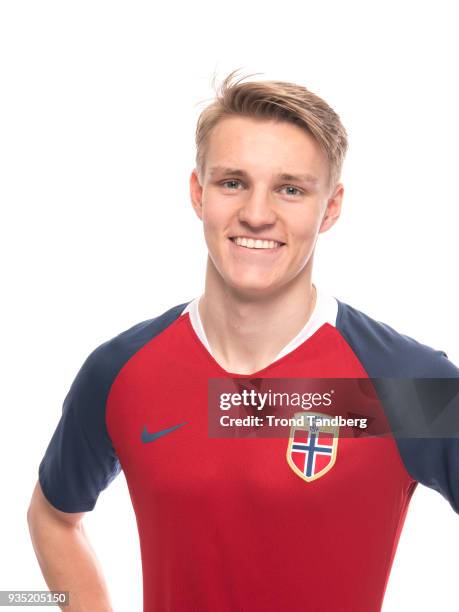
{"left": 237, "top": 185, "right": 277, "bottom": 229}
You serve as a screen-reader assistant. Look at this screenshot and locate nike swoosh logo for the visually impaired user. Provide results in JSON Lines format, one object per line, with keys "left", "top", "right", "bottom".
{"left": 141, "top": 422, "right": 187, "bottom": 444}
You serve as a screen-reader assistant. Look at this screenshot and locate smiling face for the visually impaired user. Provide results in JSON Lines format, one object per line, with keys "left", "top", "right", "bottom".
{"left": 190, "top": 115, "right": 343, "bottom": 299}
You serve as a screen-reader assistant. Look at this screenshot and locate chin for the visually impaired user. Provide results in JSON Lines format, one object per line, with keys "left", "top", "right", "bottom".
{"left": 226, "top": 276, "right": 282, "bottom": 299}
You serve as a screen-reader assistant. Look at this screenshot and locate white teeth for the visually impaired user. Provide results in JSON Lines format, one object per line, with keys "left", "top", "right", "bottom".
{"left": 233, "top": 237, "right": 281, "bottom": 249}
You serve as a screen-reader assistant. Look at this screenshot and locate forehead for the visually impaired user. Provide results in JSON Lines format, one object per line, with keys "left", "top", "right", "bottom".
{"left": 204, "top": 116, "right": 329, "bottom": 184}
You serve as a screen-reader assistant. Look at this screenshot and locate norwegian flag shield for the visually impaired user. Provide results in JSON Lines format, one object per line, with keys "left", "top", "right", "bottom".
{"left": 286, "top": 412, "right": 339, "bottom": 482}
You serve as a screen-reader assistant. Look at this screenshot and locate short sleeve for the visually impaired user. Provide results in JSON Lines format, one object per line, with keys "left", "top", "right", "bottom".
{"left": 335, "top": 299, "right": 459, "bottom": 513}
{"left": 392, "top": 365, "right": 459, "bottom": 514}
{"left": 39, "top": 343, "right": 121, "bottom": 513}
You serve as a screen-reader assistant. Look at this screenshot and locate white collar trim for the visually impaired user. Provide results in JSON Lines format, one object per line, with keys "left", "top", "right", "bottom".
{"left": 181, "top": 286, "right": 338, "bottom": 362}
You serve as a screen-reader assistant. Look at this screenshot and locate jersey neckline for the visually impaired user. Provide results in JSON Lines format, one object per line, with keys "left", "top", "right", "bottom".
{"left": 180, "top": 286, "right": 338, "bottom": 377}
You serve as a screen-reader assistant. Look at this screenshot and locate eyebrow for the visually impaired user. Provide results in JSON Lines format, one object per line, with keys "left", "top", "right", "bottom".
{"left": 208, "top": 166, "right": 319, "bottom": 186}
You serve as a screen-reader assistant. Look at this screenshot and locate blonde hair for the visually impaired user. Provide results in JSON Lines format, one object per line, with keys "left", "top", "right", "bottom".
{"left": 195, "top": 70, "right": 348, "bottom": 190}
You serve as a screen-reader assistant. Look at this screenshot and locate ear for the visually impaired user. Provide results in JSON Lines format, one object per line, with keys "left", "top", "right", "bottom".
{"left": 319, "top": 183, "right": 344, "bottom": 234}
{"left": 190, "top": 169, "right": 204, "bottom": 220}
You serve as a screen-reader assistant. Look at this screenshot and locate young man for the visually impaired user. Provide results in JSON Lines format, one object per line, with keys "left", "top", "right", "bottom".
{"left": 28, "top": 73, "right": 459, "bottom": 611}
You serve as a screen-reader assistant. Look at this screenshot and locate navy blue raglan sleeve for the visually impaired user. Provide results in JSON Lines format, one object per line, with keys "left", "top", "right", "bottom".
{"left": 38, "top": 341, "right": 122, "bottom": 513}
{"left": 336, "top": 299, "right": 459, "bottom": 514}
{"left": 394, "top": 356, "right": 459, "bottom": 513}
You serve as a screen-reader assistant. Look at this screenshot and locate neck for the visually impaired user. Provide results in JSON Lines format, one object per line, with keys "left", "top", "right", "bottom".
{"left": 198, "top": 257, "right": 317, "bottom": 375}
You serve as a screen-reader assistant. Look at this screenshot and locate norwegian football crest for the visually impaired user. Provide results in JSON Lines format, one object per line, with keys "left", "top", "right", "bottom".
{"left": 286, "top": 412, "right": 339, "bottom": 482}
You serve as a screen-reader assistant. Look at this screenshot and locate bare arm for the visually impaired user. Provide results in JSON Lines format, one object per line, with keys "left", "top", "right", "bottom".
{"left": 27, "top": 481, "right": 114, "bottom": 612}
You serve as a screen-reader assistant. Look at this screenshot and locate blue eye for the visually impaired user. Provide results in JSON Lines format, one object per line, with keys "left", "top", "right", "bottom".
{"left": 281, "top": 186, "right": 302, "bottom": 196}
{"left": 221, "top": 180, "right": 242, "bottom": 189}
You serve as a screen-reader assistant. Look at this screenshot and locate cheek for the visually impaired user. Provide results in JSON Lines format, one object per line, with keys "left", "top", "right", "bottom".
{"left": 288, "top": 207, "right": 323, "bottom": 241}
{"left": 201, "top": 198, "right": 233, "bottom": 237}
{"left": 202, "top": 210, "right": 220, "bottom": 244}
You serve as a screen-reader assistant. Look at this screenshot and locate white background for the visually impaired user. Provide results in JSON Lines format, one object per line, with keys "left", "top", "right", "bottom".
{"left": 1, "top": 1, "right": 458, "bottom": 610}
